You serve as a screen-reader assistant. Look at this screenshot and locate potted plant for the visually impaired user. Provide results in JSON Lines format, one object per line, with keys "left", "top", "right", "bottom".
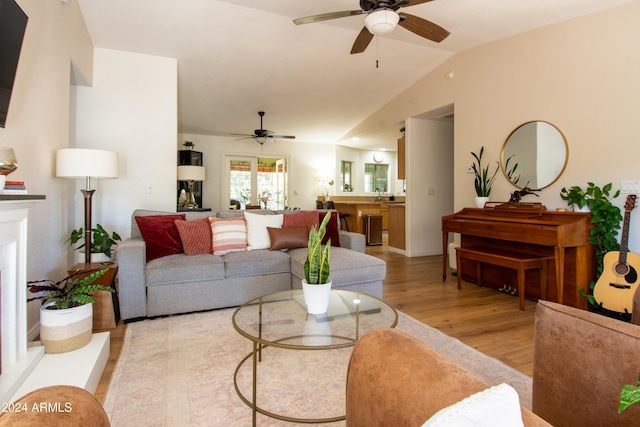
{"left": 560, "top": 182, "right": 622, "bottom": 305}
{"left": 27, "top": 268, "right": 113, "bottom": 353}
{"left": 67, "top": 224, "right": 121, "bottom": 262}
{"left": 302, "top": 211, "right": 332, "bottom": 314}
{"left": 183, "top": 141, "right": 194, "bottom": 150}
{"left": 471, "top": 146, "right": 499, "bottom": 207}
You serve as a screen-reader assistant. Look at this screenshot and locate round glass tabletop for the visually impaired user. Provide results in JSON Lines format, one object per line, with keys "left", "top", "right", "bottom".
{"left": 232, "top": 289, "right": 398, "bottom": 350}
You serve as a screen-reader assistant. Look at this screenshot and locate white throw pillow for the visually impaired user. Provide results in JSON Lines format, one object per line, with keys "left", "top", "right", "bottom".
{"left": 244, "top": 212, "right": 283, "bottom": 250}
{"left": 422, "top": 383, "right": 524, "bottom": 427}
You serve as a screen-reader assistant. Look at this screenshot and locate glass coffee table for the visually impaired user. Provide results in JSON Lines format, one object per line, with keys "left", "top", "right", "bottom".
{"left": 232, "top": 289, "right": 398, "bottom": 425}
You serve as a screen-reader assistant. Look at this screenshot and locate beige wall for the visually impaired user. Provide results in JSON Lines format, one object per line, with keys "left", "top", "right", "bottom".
{"left": 0, "top": 0, "right": 93, "bottom": 336}
{"left": 350, "top": 2, "right": 640, "bottom": 253}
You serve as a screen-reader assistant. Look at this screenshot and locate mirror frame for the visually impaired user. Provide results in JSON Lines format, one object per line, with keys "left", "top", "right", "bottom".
{"left": 500, "top": 121, "right": 568, "bottom": 190}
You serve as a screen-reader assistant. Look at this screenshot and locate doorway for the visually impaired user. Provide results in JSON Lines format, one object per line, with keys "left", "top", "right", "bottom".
{"left": 224, "top": 155, "right": 289, "bottom": 210}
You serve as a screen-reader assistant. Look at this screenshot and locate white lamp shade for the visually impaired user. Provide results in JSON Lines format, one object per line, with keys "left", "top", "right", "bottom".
{"left": 177, "top": 165, "right": 206, "bottom": 181}
{"left": 56, "top": 148, "right": 118, "bottom": 179}
{"left": 364, "top": 9, "right": 399, "bottom": 36}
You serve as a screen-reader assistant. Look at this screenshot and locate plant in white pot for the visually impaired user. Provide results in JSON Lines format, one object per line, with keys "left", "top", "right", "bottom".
{"left": 302, "top": 212, "right": 332, "bottom": 314}
{"left": 471, "top": 146, "right": 499, "bottom": 208}
{"left": 27, "top": 268, "right": 112, "bottom": 353}
{"left": 67, "top": 224, "right": 121, "bottom": 263}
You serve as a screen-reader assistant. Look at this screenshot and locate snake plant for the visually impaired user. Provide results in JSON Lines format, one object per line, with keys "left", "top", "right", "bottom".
{"left": 304, "top": 212, "right": 331, "bottom": 285}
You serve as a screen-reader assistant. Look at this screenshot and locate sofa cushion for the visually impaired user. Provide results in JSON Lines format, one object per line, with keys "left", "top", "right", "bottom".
{"left": 209, "top": 217, "right": 248, "bottom": 255}
{"left": 135, "top": 214, "right": 186, "bottom": 262}
{"left": 174, "top": 218, "right": 213, "bottom": 255}
{"left": 268, "top": 226, "right": 308, "bottom": 250}
{"left": 289, "top": 246, "right": 384, "bottom": 285}
{"left": 283, "top": 210, "right": 319, "bottom": 232}
{"left": 422, "top": 383, "right": 524, "bottom": 427}
{"left": 145, "top": 253, "right": 225, "bottom": 286}
{"left": 244, "top": 212, "right": 283, "bottom": 250}
{"left": 222, "top": 249, "right": 291, "bottom": 279}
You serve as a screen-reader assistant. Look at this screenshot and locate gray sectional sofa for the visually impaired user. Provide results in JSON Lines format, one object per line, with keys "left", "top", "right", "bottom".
{"left": 117, "top": 209, "right": 386, "bottom": 322}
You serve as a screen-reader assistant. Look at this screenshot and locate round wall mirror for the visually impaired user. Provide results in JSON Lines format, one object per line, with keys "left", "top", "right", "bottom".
{"left": 500, "top": 121, "right": 568, "bottom": 190}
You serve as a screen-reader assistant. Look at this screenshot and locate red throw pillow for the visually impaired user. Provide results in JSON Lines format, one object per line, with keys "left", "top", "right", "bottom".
{"left": 174, "top": 218, "right": 213, "bottom": 255}
{"left": 317, "top": 211, "right": 340, "bottom": 247}
{"left": 283, "top": 211, "right": 319, "bottom": 233}
{"left": 135, "top": 214, "right": 186, "bottom": 262}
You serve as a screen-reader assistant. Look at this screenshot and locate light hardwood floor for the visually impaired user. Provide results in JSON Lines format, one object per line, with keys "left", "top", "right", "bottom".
{"left": 94, "top": 238, "right": 536, "bottom": 402}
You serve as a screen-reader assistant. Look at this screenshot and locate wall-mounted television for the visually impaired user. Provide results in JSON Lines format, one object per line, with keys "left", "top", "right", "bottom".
{"left": 0, "top": 0, "right": 28, "bottom": 128}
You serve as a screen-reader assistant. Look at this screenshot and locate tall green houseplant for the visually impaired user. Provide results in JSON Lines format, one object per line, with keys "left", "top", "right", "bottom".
{"left": 471, "top": 146, "right": 499, "bottom": 197}
{"left": 560, "top": 182, "right": 622, "bottom": 305}
{"left": 304, "top": 212, "right": 331, "bottom": 285}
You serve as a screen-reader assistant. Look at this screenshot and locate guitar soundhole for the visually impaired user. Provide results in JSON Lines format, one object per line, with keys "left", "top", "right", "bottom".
{"left": 615, "top": 262, "right": 631, "bottom": 276}
{"left": 623, "top": 264, "right": 638, "bottom": 284}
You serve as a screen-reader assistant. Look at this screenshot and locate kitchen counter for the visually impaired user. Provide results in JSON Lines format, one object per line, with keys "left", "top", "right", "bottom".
{"left": 388, "top": 204, "right": 406, "bottom": 251}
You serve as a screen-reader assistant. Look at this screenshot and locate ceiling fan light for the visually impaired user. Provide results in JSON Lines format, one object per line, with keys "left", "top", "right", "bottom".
{"left": 364, "top": 9, "right": 399, "bottom": 36}
{"left": 255, "top": 136, "right": 268, "bottom": 144}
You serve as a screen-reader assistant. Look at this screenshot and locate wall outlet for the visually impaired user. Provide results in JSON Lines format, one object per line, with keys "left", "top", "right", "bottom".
{"left": 146, "top": 185, "right": 152, "bottom": 194}
{"left": 621, "top": 180, "right": 640, "bottom": 194}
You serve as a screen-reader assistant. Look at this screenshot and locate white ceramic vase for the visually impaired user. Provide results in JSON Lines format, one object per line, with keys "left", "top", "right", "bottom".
{"left": 475, "top": 196, "right": 489, "bottom": 208}
{"left": 40, "top": 302, "right": 93, "bottom": 354}
{"left": 301, "top": 279, "right": 332, "bottom": 314}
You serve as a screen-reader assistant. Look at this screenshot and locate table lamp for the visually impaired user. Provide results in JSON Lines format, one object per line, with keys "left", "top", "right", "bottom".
{"left": 56, "top": 148, "right": 118, "bottom": 264}
{"left": 177, "top": 165, "right": 205, "bottom": 209}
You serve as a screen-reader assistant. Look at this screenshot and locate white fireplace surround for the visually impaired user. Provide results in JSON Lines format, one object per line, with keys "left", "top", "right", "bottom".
{"left": 0, "top": 196, "right": 111, "bottom": 403}
{"left": 0, "top": 197, "right": 46, "bottom": 403}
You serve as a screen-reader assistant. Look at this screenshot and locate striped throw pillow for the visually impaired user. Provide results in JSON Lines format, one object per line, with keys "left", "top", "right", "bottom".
{"left": 209, "top": 217, "right": 248, "bottom": 255}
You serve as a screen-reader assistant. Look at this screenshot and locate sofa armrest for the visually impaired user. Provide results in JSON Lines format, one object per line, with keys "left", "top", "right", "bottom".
{"left": 339, "top": 230, "right": 365, "bottom": 253}
{"left": 116, "top": 238, "right": 147, "bottom": 321}
{"left": 533, "top": 301, "right": 640, "bottom": 426}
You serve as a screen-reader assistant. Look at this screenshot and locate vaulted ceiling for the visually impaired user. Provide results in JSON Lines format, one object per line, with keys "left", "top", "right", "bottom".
{"left": 77, "top": 0, "right": 636, "bottom": 150}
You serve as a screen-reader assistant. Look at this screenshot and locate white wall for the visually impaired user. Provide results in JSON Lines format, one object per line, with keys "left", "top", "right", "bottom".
{"left": 72, "top": 48, "right": 178, "bottom": 241}
{"left": 405, "top": 117, "right": 454, "bottom": 256}
{"left": 0, "top": 0, "right": 94, "bottom": 335}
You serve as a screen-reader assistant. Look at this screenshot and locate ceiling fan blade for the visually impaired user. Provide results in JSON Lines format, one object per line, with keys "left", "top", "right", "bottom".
{"left": 270, "top": 135, "right": 296, "bottom": 139}
{"left": 351, "top": 27, "right": 374, "bottom": 54}
{"left": 398, "top": 13, "right": 450, "bottom": 43}
{"left": 405, "top": 0, "right": 435, "bottom": 7}
{"left": 293, "top": 10, "right": 363, "bottom": 25}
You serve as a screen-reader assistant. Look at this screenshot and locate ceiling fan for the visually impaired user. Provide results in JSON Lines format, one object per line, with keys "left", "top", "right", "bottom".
{"left": 293, "top": 0, "right": 450, "bottom": 54}
{"left": 231, "top": 111, "right": 296, "bottom": 145}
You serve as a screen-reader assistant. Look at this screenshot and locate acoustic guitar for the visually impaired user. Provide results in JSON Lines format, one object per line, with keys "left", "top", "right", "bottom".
{"left": 593, "top": 194, "right": 640, "bottom": 313}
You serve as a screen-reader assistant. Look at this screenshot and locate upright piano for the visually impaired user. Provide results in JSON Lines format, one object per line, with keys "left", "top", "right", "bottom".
{"left": 442, "top": 205, "right": 594, "bottom": 309}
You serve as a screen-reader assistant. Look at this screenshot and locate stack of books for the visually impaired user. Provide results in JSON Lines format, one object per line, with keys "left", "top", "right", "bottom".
{"left": 1, "top": 180, "right": 27, "bottom": 194}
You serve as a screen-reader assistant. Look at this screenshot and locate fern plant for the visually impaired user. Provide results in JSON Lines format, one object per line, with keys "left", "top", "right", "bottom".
{"left": 27, "top": 268, "right": 113, "bottom": 310}
{"left": 304, "top": 212, "right": 332, "bottom": 285}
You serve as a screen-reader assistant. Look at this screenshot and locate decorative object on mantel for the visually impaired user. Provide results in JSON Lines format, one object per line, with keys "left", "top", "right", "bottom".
{"left": 27, "top": 268, "right": 112, "bottom": 353}
{"left": 471, "top": 146, "right": 499, "bottom": 208}
{"left": 0, "top": 146, "right": 18, "bottom": 175}
{"left": 0, "top": 146, "right": 18, "bottom": 192}
{"left": 67, "top": 223, "right": 121, "bottom": 263}
{"left": 56, "top": 148, "right": 119, "bottom": 264}
{"left": 302, "top": 211, "right": 332, "bottom": 314}
{"left": 183, "top": 140, "right": 194, "bottom": 150}
{"left": 177, "top": 165, "right": 205, "bottom": 209}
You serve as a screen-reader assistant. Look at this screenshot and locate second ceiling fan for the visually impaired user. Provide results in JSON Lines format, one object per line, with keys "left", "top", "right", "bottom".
{"left": 293, "top": 0, "right": 450, "bottom": 54}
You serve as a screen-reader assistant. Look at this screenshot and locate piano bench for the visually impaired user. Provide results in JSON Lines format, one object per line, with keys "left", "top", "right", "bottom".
{"left": 455, "top": 247, "right": 548, "bottom": 310}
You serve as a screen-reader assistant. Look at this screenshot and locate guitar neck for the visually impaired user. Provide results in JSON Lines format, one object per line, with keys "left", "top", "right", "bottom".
{"left": 619, "top": 209, "right": 632, "bottom": 264}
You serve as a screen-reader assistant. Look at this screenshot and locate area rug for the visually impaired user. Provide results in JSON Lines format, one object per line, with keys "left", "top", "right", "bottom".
{"left": 103, "top": 308, "right": 532, "bottom": 426}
